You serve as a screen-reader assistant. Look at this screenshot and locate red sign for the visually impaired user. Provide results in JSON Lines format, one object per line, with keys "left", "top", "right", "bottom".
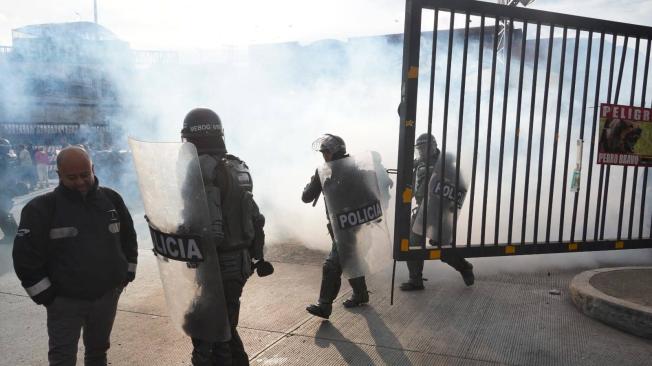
{"left": 596, "top": 104, "right": 652, "bottom": 166}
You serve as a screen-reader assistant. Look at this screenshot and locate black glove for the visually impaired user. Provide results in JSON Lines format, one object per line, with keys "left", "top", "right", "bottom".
{"left": 123, "top": 271, "right": 136, "bottom": 287}
{"left": 252, "top": 260, "right": 274, "bottom": 277}
{"left": 32, "top": 286, "right": 56, "bottom": 306}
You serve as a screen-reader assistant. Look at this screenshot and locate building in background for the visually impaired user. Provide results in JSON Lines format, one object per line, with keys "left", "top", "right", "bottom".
{"left": 0, "top": 21, "right": 132, "bottom": 150}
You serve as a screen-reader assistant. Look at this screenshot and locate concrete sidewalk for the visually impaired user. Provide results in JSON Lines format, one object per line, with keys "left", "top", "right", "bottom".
{"left": 2, "top": 240, "right": 652, "bottom": 366}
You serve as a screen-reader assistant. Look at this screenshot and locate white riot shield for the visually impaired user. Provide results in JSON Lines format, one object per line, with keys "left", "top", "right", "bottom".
{"left": 412, "top": 153, "right": 467, "bottom": 245}
{"left": 128, "top": 138, "right": 230, "bottom": 342}
{"left": 319, "top": 152, "right": 391, "bottom": 278}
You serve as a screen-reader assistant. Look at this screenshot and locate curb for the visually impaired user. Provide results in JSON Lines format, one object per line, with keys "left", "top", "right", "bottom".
{"left": 569, "top": 267, "right": 652, "bottom": 339}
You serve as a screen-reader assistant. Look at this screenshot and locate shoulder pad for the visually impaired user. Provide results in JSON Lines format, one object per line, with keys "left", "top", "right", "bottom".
{"left": 198, "top": 155, "right": 220, "bottom": 183}
{"left": 225, "top": 154, "right": 241, "bottom": 162}
{"left": 225, "top": 154, "right": 248, "bottom": 169}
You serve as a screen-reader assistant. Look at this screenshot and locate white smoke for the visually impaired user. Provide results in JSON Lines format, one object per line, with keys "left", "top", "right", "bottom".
{"left": 124, "top": 37, "right": 402, "bottom": 251}
{"left": 2, "top": 1, "right": 651, "bottom": 264}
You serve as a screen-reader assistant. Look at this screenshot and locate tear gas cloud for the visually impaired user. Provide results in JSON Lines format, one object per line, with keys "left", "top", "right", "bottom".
{"left": 122, "top": 38, "right": 402, "bottom": 254}
{"left": 1, "top": 2, "right": 651, "bottom": 269}
{"left": 0, "top": 20, "right": 402, "bottom": 257}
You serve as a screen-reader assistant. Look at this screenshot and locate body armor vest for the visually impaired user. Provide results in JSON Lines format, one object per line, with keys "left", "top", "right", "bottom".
{"left": 413, "top": 157, "right": 436, "bottom": 205}
{"left": 201, "top": 154, "right": 257, "bottom": 252}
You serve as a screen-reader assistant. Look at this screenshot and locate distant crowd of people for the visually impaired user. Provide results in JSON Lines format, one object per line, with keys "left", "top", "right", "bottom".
{"left": 0, "top": 136, "right": 133, "bottom": 245}
{"left": 14, "top": 144, "right": 55, "bottom": 190}
{"left": 2, "top": 139, "right": 129, "bottom": 194}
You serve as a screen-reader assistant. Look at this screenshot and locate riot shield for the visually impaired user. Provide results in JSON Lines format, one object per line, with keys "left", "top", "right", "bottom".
{"left": 318, "top": 152, "right": 391, "bottom": 278}
{"left": 370, "top": 151, "right": 394, "bottom": 212}
{"left": 411, "top": 153, "right": 467, "bottom": 245}
{"left": 128, "top": 138, "right": 230, "bottom": 342}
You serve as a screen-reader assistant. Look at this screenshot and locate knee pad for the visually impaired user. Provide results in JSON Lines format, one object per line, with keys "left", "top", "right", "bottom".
{"left": 322, "top": 260, "right": 341, "bottom": 277}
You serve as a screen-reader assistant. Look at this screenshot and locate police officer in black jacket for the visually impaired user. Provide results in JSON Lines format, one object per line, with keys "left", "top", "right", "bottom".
{"left": 12, "top": 146, "right": 138, "bottom": 366}
{"left": 400, "top": 134, "right": 474, "bottom": 291}
{"left": 302, "top": 134, "right": 371, "bottom": 319}
{"left": 181, "top": 108, "right": 270, "bottom": 366}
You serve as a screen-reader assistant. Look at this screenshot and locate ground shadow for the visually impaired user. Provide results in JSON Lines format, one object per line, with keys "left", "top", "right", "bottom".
{"left": 351, "top": 305, "right": 413, "bottom": 366}
{"left": 314, "top": 321, "right": 375, "bottom": 365}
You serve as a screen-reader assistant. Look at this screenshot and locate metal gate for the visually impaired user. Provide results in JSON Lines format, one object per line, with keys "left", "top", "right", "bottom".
{"left": 394, "top": 0, "right": 652, "bottom": 261}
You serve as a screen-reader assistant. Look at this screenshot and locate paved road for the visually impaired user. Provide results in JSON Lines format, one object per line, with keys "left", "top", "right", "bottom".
{"left": 2, "top": 187, "right": 652, "bottom": 365}
{"left": 2, "top": 238, "right": 651, "bottom": 366}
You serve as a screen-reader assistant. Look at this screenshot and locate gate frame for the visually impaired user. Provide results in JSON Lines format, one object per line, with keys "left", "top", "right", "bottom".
{"left": 394, "top": 0, "right": 652, "bottom": 261}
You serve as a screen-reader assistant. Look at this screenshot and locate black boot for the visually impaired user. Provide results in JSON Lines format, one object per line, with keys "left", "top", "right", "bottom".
{"left": 442, "top": 252, "right": 475, "bottom": 287}
{"left": 400, "top": 259, "right": 425, "bottom": 291}
{"left": 460, "top": 263, "right": 474, "bottom": 286}
{"left": 399, "top": 278, "right": 425, "bottom": 291}
{"left": 306, "top": 303, "right": 332, "bottom": 319}
{"left": 343, "top": 276, "right": 369, "bottom": 308}
{"left": 190, "top": 338, "right": 213, "bottom": 366}
{"left": 307, "top": 260, "right": 341, "bottom": 319}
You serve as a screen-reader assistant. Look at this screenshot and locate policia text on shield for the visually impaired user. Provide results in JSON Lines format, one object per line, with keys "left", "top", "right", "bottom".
{"left": 129, "top": 107, "right": 272, "bottom": 366}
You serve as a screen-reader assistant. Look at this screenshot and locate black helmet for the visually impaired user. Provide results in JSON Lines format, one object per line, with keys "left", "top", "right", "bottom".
{"left": 415, "top": 133, "right": 437, "bottom": 148}
{"left": 312, "top": 134, "right": 346, "bottom": 155}
{"left": 415, "top": 133, "right": 439, "bottom": 161}
{"left": 181, "top": 108, "right": 226, "bottom": 155}
{"left": 181, "top": 108, "right": 223, "bottom": 139}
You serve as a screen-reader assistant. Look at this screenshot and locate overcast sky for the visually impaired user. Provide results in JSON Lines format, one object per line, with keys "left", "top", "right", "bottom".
{"left": 0, "top": 0, "right": 651, "bottom": 49}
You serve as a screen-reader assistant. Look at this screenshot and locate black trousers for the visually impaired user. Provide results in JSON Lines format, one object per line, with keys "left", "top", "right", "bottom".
{"left": 318, "top": 243, "right": 343, "bottom": 304}
{"left": 406, "top": 219, "right": 471, "bottom": 280}
{"left": 192, "top": 251, "right": 250, "bottom": 366}
{"left": 212, "top": 278, "right": 248, "bottom": 365}
{"left": 46, "top": 288, "right": 122, "bottom": 366}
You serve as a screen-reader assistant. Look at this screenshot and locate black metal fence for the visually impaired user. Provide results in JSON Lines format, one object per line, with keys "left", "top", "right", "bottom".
{"left": 394, "top": 0, "right": 652, "bottom": 260}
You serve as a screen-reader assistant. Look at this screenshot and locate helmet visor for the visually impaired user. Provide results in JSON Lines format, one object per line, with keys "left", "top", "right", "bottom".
{"left": 312, "top": 134, "right": 344, "bottom": 154}
{"left": 311, "top": 136, "right": 328, "bottom": 152}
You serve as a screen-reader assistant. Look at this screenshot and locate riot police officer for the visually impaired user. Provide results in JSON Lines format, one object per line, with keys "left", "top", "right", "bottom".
{"left": 302, "top": 134, "right": 373, "bottom": 319}
{"left": 181, "top": 108, "right": 271, "bottom": 366}
{"left": 400, "top": 133, "right": 474, "bottom": 291}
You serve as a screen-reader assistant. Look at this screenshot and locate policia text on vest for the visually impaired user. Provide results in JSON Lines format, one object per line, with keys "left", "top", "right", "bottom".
{"left": 336, "top": 200, "right": 383, "bottom": 230}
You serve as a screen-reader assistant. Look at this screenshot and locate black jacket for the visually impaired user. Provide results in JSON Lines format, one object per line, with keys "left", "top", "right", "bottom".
{"left": 301, "top": 169, "right": 322, "bottom": 204}
{"left": 301, "top": 153, "right": 351, "bottom": 205}
{"left": 13, "top": 178, "right": 138, "bottom": 303}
